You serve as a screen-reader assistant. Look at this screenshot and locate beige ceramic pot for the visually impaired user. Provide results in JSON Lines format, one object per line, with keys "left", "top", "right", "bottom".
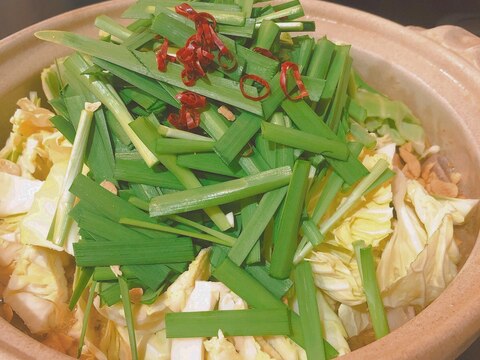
{"left": 1, "top": 1, "right": 480, "bottom": 359}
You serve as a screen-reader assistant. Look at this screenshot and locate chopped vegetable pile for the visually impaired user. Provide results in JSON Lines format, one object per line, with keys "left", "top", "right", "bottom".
{"left": 0, "top": 1, "right": 478, "bottom": 359}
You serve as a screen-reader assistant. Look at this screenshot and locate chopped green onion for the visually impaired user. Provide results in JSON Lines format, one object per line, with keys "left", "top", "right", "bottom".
{"left": 62, "top": 53, "right": 158, "bottom": 166}
{"left": 52, "top": 102, "right": 98, "bottom": 246}
{"left": 69, "top": 174, "right": 153, "bottom": 223}
{"left": 261, "top": 122, "right": 349, "bottom": 160}
{"left": 255, "top": 0, "right": 304, "bottom": 23}
{"left": 177, "top": 153, "right": 247, "bottom": 178}
{"left": 254, "top": 20, "right": 280, "bottom": 49}
{"left": 50, "top": 115, "right": 75, "bottom": 143}
{"left": 301, "top": 219, "right": 324, "bottom": 247}
{"left": 353, "top": 241, "right": 390, "bottom": 339}
{"left": 99, "top": 282, "right": 121, "bottom": 306}
{"left": 168, "top": 214, "right": 237, "bottom": 247}
{"left": 166, "top": 308, "right": 290, "bottom": 338}
{"left": 306, "top": 37, "right": 335, "bottom": 79}
{"left": 119, "top": 276, "right": 138, "bottom": 360}
{"left": 294, "top": 159, "right": 389, "bottom": 263}
{"left": 294, "top": 261, "right": 326, "bottom": 360}
{"left": 241, "top": 199, "right": 261, "bottom": 265}
{"left": 271, "top": 113, "right": 295, "bottom": 167}
{"left": 95, "top": 15, "right": 132, "bottom": 41}
{"left": 93, "top": 58, "right": 179, "bottom": 108}
{"left": 126, "top": 264, "right": 171, "bottom": 291}
{"left": 73, "top": 237, "right": 194, "bottom": 267}
{"left": 245, "top": 263, "right": 293, "bottom": 299}
{"left": 157, "top": 124, "right": 214, "bottom": 142}
{"left": 129, "top": 116, "right": 232, "bottom": 231}
{"left": 255, "top": 21, "right": 315, "bottom": 32}
{"left": 115, "top": 159, "right": 185, "bottom": 189}
{"left": 77, "top": 281, "right": 97, "bottom": 358}
{"left": 70, "top": 204, "right": 172, "bottom": 243}
{"left": 69, "top": 267, "right": 94, "bottom": 310}
{"left": 211, "top": 249, "right": 337, "bottom": 357}
{"left": 157, "top": 138, "right": 215, "bottom": 154}
{"left": 214, "top": 112, "right": 263, "bottom": 165}
{"left": 270, "top": 160, "right": 311, "bottom": 279}
{"left": 36, "top": 31, "right": 263, "bottom": 115}
{"left": 149, "top": 166, "right": 292, "bottom": 217}
{"left": 119, "top": 218, "right": 234, "bottom": 246}
{"left": 228, "top": 187, "right": 287, "bottom": 266}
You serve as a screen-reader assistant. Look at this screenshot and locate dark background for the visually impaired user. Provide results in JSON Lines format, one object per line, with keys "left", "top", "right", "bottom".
{"left": 0, "top": 0, "right": 479, "bottom": 359}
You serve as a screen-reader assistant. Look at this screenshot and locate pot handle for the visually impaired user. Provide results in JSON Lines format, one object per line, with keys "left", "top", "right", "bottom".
{"left": 409, "top": 25, "right": 480, "bottom": 70}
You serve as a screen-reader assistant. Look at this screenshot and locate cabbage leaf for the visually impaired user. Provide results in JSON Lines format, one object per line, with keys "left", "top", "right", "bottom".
{"left": 3, "top": 245, "right": 71, "bottom": 334}
{"left": 377, "top": 171, "right": 478, "bottom": 308}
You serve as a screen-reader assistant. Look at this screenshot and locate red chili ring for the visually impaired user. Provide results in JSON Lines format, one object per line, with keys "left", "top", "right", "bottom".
{"left": 240, "top": 74, "right": 271, "bottom": 101}
{"left": 280, "top": 61, "right": 309, "bottom": 101}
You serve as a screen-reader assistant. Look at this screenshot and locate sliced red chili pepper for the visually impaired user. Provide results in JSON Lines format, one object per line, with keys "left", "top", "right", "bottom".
{"left": 240, "top": 74, "right": 271, "bottom": 101}
{"left": 155, "top": 38, "right": 175, "bottom": 72}
{"left": 174, "top": 3, "right": 237, "bottom": 85}
{"left": 280, "top": 61, "right": 309, "bottom": 101}
{"left": 252, "top": 47, "right": 278, "bottom": 61}
{"left": 168, "top": 91, "right": 207, "bottom": 130}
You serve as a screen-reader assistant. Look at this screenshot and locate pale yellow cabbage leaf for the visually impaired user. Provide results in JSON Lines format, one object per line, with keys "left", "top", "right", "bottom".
{"left": 315, "top": 290, "right": 350, "bottom": 356}
{"left": 4, "top": 96, "right": 71, "bottom": 180}
{"left": 338, "top": 303, "right": 415, "bottom": 338}
{"left": 263, "top": 336, "right": 307, "bottom": 360}
{"left": 20, "top": 160, "right": 79, "bottom": 254}
{"left": 165, "top": 248, "right": 211, "bottom": 312}
{"left": 309, "top": 246, "right": 365, "bottom": 306}
{"left": 377, "top": 171, "right": 478, "bottom": 308}
{"left": 332, "top": 150, "right": 394, "bottom": 251}
{"left": 0, "top": 172, "right": 43, "bottom": 217}
{"left": 3, "top": 245, "right": 71, "bottom": 334}
{"left": 218, "top": 291, "right": 274, "bottom": 360}
{"left": 205, "top": 330, "right": 242, "bottom": 360}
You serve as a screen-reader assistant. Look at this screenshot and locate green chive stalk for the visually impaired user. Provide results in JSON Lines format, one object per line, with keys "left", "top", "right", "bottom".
{"left": 261, "top": 122, "right": 349, "bottom": 160}
{"left": 228, "top": 187, "right": 287, "bottom": 266}
{"left": 129, "top": 116, "right": 232, "bottom": 230}
{"left": 211, "top": 250, "right": 338, "bottom": 358}
{"left": 353, "top": 241, "right": 390, "bottom": 339}
{"left": 254, "top": 21, "right": 316, "bottom": 32}
{"left": 149, "top": 166, "right": 292, "bottom": 217}
{"left": 301, "top": 219, "right": 324, "bottom": 247}
{"left": 157, "top": 124, "right": 214, "bottom": 142}
{"left": 94, "top": 15, "right": 133, "bottom": 42}
{"left": 69, "top": 267, "right": 94, "bottom": 310}
{"left": 166, "top": 308, "right": 290, "bottom": 338}
{"left": 62, "top": 53, "right": 158, "bottom": 166}
{"left": 294, "top": 261, "right": 326, "bottom": 360}
{"left": 77, "top": 281, "right": 97, "bottom": 358}
{"left": 168, "top": 215, "right": 237, "bottom": 246}
{"left": 119, "top": 218, "right": 234, "bottom": 246}
{"left": 119, "top": 276, "right": 138, "bottom": 360}
{"left": 176, "top": 153, "right": 247, "bottom": 178}
{"left": 253, "top": 20, "right": 280, "bottom": 50}
{"left": 255, "top": 2, "right": 304, "bottom": 23}
{"left": 156, "top": 138, "right": 215, "bottom": 154}
{"left": 306, "top": 37, "right": 335, "bottom": 79}
{"left": 294, "top": 159, "right": 389, "bottom": 263}
{"left": 270, "top": 160, "right": 311, "bottom": 279}
{"left": 73, "top": 237, "right": 194, "bottom": 267}
{"left": 51, "top": 102, "right": 99, "bottom": 246}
